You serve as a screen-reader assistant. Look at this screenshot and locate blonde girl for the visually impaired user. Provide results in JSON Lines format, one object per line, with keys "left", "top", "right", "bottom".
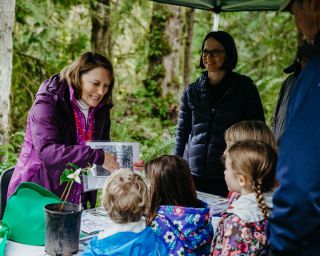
{"left": 224, "top": 120, "right": 277, "bottom": 204}
{"left": 224, "top": 120, "right": 277, "bottom": 152}
{"left": 212, "top": 140, "right": 277, "bottom": 255}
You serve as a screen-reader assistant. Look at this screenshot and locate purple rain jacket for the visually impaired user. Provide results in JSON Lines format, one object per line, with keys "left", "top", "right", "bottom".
{"left": 7, "top": 74, "right": 112, "bottom": 203}
{"left": 150, "top": 201, "right": 213, "bottom": 256}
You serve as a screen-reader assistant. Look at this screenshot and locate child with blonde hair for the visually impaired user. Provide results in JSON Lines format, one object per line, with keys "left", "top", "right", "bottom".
{"left": 224, "top": 120, "right": 277, "bottom": 204}
{"left": 224, "top": 120, "right": 277, "bottom": 152}
{"left": 212, "top": 140, "right": 277, "bottom": 255}
{"left": 83, "top": 168, "right": 166, "bottom": 256}
{"left": 145, "top": 155, "right": 213, "bottom": 256}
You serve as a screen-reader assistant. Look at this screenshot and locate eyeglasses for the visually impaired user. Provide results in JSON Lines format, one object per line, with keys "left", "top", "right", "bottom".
{"left": 202, "top": 49, "right": 225, "bottom": 57}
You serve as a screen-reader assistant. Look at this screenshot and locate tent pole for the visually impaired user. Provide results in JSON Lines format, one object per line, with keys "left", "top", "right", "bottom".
{"left": 212, "top": 12, "right": 220, "bottom": 31}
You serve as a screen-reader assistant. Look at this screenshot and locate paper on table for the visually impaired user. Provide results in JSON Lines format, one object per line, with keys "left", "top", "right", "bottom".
{"left": 197, "top": 191, "right": 228, "bottom": 217}
{"left": 80, "top": 207, "right": 112, "bottom": 235}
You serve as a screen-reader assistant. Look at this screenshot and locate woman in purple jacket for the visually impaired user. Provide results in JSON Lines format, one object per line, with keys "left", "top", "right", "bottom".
{"left": 8, "top": 52, "right": 119, "bottom": 206}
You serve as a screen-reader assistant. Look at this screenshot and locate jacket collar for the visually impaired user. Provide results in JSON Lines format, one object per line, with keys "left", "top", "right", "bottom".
{"left": 195, "top": 71, "right": 233, "bottom": 106}
{"left": 98, "top": 218, "right": 146, "bottom": 240}
{"left": 227, "top": 191, "right": 273, "bottom": 222}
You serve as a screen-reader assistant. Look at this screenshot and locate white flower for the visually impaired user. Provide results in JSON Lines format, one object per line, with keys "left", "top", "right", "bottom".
{"left": 177, "top": 247, "right": 185, "bottom": 256}
{"left": 173, "top": 220, "right": 183, "bottom": 230}
{"left": 151, "top": 221, "right": 159, "bottom": 230}
{"left": 67, "top": 168, "right": 82, "bottom": 184}
{"left": 164, "top": 231, "right": 175, "bottom": 244}
{"left": 193, "top": 214, "right": 200, "bottom": 224}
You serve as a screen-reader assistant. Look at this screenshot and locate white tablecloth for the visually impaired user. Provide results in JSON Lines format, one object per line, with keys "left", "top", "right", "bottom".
{"left": 5, "top": 240, "right": 85, "bottom": 256}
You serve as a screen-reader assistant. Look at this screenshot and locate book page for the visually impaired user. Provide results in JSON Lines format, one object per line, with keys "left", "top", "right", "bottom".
{"left": 80, "top": 207, "right": 111, "bottom": 235}
{"left": 83, "top": 141, "right": 139, "bottom": 191}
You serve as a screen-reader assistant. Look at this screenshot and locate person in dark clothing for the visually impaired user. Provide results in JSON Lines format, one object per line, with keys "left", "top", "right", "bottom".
{"left": 174, "top": 31, "right": 265, "bottom": 197}
{"left": 272, "top": 42, "right": 312, "bottom": 141}
{"left": 267, "top": 0, "right": 320, "bottom": 255}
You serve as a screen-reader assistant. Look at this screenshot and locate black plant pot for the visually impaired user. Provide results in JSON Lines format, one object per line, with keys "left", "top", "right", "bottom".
{"left": 44, "top": 203, "right": 82, "bottom": 256}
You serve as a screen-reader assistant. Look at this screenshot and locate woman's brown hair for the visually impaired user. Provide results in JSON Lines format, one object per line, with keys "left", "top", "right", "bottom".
{"left": 227, "top": 140, "right": 277, "bottom": 219}
{"left": 60, "top": 52, "right": 114, "bottom": 105}
{"left": 144, "top": 155, "right": 202, "bottom": 223}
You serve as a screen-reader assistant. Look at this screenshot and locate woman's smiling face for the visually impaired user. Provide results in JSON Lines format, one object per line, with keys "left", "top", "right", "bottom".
{"left": 80, "top": 67, "right": 111, "bottom": 107}
{"left": 202, "top": 37, "right": 226, "bottom": 72}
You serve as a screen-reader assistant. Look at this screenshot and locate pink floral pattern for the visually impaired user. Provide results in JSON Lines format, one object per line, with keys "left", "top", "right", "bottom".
{"left": 212, "top": 213, "right": 268, "bottom": 256}
{"left": 173, "top": 206, "right": 185, "bottom": 216}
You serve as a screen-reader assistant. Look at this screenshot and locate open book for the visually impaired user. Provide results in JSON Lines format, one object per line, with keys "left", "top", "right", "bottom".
{"left": 83, "top": 141, "right": 139, "bottom": 191}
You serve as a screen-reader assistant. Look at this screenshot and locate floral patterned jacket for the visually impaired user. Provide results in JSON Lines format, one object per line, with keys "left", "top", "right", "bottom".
{"left": 212, "top": 192, "right": 273, "bottom": 256}
{"left": 150, "top": 201, "right": 213, "bottom": 256}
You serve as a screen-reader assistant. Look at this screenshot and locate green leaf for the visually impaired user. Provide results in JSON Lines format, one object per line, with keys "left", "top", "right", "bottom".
{"left": 67, "top": 162, "right": 80, "bottom": 170}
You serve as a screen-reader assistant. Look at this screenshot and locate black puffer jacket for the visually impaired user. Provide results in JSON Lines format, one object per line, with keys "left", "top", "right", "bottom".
{"left": 175, "top": 71, "right": 265, "bottom": 181}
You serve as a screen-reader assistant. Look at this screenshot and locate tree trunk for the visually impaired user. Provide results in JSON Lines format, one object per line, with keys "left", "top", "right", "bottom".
{"left": 90, "top": 0, "right": 111, "bottom": 57}
{"left": 0, "top": 0, "right": 16, "bottom": 145}
{"left": 161, "top": 5, "right": 183, "bottom": 97}
{"left": 145, "top": 3, "right": 183, "bottom": 97}
{"left": 183, "top": 8, "right": 195, "bottom": 86}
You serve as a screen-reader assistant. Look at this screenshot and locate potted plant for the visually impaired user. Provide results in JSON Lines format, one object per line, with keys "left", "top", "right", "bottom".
{"left": 44, "top": 163, "right": 89, "bottom": 256}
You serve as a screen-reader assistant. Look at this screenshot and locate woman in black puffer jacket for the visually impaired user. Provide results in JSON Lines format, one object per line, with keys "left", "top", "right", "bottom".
{"left": 175, "top": 31, "right": 265, "bottom": 197}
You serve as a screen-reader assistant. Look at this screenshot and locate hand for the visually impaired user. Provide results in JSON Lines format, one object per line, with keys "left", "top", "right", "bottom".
{"left": 133, "top": 160, "right": 144, "bottom": 171}
{"left": 102, "top": 152, "right": 119, "bottom": 172}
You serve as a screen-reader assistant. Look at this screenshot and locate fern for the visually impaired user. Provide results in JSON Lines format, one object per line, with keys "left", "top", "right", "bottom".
{"left": 141, "top": 135, "right": 175, "bottom": 162}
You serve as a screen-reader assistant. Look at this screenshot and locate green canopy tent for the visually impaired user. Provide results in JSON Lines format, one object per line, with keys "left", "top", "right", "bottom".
{"left": 151, "top": 0, "right": 286, "bottom": 30}
{"left": 151, "top": 0, "right": 284, "bottom": 12}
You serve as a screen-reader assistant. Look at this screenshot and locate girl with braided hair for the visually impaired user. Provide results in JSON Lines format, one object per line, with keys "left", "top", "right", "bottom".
{"left": 224, "top": 120, "right": 277, "bottom": 206}
{"left": 212, "top": 140, "right": 277, "bottom": 256}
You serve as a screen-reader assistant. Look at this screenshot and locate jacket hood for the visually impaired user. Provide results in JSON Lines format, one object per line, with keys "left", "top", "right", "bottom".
{"left": 84, "top": 227, "right": 166, "bottom": 256}
{"left": 36, "top": 74, "right": 66, "bottom": 100}
{"left": 227, "top": 191, "right": 273, "bottom": 222}
{"left": 151, "top": 201, "right": 213, "bottom": 253}
{"left": 36, "top": 74, "right": 112, "bottom": 110}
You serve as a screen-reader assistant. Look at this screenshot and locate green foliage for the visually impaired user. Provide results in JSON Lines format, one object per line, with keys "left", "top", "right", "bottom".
{"left": 11, "top": 0, "right": 91, "bottom": 132}
{"left": 190, "top": 11, "right": 296, "bottom": 126}
{"left": 59, "top": 163, "right": 88, "bottom": 185}
{"left": 148, "top": 6, "right": 172, "bottom": 59}
{"left": 59, "top": 166, "right": 77, "bottom": 185}
{"left": 143, "top": 3, "right": 173, "bottom": 97}
{"left": 140, "top": 126, "right": 176, "bottom": 162}
{"left": 0, "top": 132, "right": 25, "bottom": 173}
{"left": 110, "top": 87, "right": 176, "bottom": 150}
{"left": 2, "top": 0, "right": 299, "bottom": 172}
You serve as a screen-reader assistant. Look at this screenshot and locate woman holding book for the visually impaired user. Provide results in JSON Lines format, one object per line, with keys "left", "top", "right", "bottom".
{"left": 8, "top": 52, "right": 119, "bottom": 207}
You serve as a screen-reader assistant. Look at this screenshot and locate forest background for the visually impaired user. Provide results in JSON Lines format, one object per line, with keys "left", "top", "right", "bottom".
{"left": 0, "top": 0, "right": 297, "bottom": 171}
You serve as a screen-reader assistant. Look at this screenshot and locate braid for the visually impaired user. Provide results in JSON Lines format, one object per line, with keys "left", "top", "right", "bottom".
{"left": 227, "top": 140, "right": 277, "bottom": 220}
{"left": 253, "top": 180, "right": 269, "bottom": 219}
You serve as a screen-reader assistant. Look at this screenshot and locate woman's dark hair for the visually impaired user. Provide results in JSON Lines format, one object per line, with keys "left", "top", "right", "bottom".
{"left": 145, "top": 155, "right": 201, "bottom": 223}
{"left": 199, "top": 31, "right": 238, "bottom": 71}
{"left": 60, "top": 52, "right": 114, "bottom": 105}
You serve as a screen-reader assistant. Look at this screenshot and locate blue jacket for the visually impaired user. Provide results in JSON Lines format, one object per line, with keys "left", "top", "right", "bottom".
{"left": 267, "top": 55, "right": 320, "bottom": 255}
{"left": 82, "top": 227, "right": 167, "bottom": 256}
